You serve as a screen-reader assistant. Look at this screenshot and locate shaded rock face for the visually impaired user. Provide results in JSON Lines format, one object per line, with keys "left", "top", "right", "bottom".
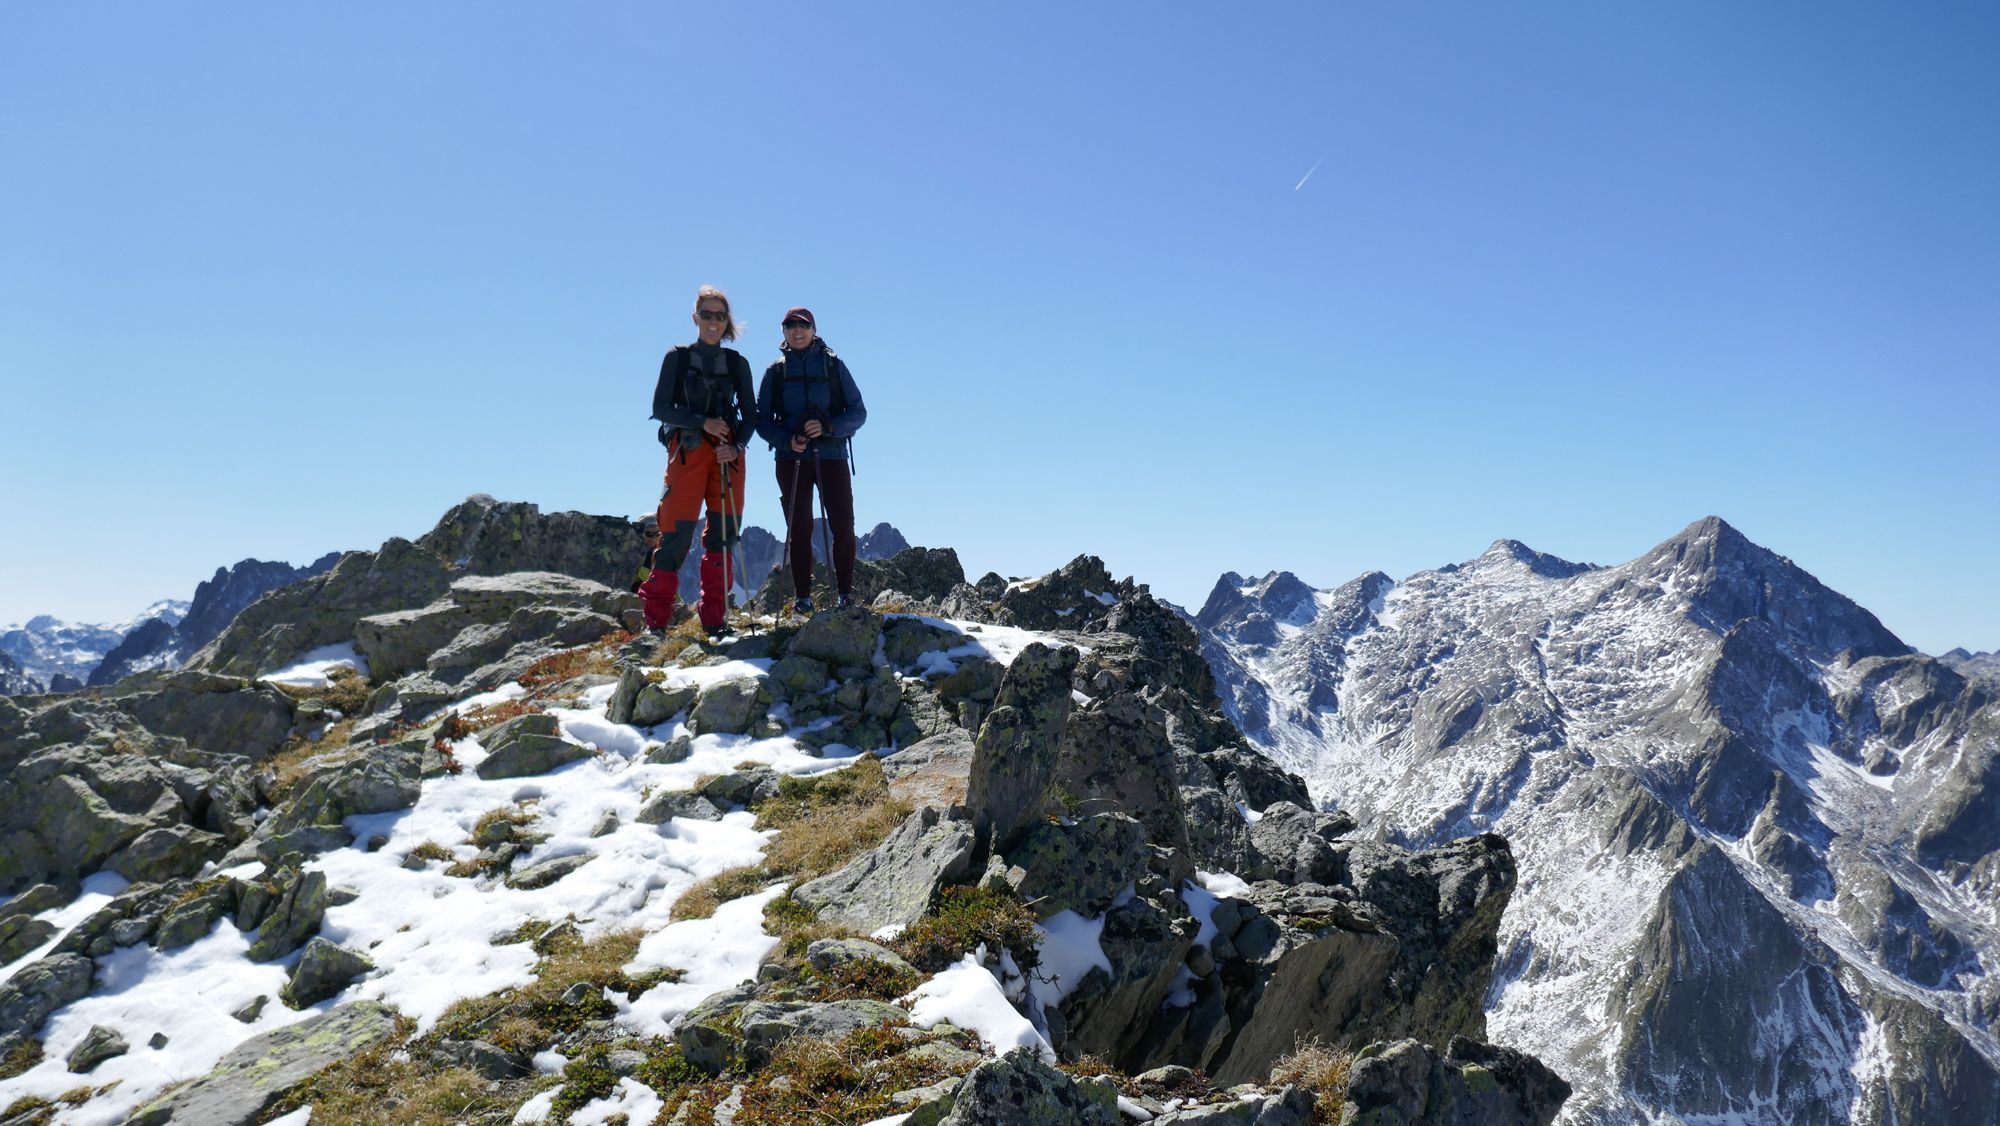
{"left": 1198, "top": 516, "right": 2000, "bottom": 1122}
{"left": 1343, "top": 1037, "right": 1571, "bottom": 1126}
{"left": 0, "top": 699, "right": 263, "bottom": 893}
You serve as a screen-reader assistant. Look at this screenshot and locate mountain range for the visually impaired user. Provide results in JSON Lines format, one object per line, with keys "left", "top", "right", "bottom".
{"left": 0, "top": 496, "right": 1568, "bottom": 1125}
{"left": 0, "top": 603, "right": 188, "bottom": 694}
{"left": 1196, "top": 516, "right": 1999, "bottom": 1123}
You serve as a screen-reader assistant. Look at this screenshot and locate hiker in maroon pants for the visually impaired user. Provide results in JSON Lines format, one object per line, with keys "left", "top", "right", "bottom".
{"left": 754, "top": 307, "right": 867, "bottom": 614}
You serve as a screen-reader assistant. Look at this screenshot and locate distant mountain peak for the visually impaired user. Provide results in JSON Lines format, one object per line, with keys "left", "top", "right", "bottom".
{"left": 1630, "top": 517, "right": 1909, "bottom": 661}
{"left": 1474, "top": 538, "right": 1598, "bottom": 580}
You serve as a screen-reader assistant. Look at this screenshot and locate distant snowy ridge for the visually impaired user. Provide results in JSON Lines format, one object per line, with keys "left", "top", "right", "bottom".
{"left": 0, "top": 601, "right": 187, "bottom": 693}
{"left": 1198, "top": 516, "right": 2000, "bottom": 1124}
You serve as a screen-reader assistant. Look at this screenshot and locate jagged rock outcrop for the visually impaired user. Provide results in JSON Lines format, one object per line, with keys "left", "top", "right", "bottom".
{"left": 1200, "top": 516, "right": 2000, "bottom": 1122}
{"left": 89, "top": 554, "right": 343, "bottom": 686}
{"left": 701, "top": 563, "right": 1556, "bottom": 1113}
{"left": 0, "top": 695, "right": 264, "bottom": 893}
{"left": 188, "top": 496, "right": 638, "bottom": 678}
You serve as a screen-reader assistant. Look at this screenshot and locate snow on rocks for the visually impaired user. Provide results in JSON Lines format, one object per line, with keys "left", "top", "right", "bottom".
{"left": 259, "top": 643, "right": 370, "bottom": 687}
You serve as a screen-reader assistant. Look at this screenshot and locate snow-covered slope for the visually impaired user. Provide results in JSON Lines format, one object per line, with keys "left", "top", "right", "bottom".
{"left": 0, "top": 617, "right": 1076, "bottom": 1125}
{"left": 1198, "top": 517, "right": 2000, "bottom": 1124}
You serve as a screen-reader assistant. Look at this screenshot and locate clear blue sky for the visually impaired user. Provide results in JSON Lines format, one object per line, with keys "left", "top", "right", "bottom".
{"left": 4, "top": 3, "right": 1996, "bottom": 654}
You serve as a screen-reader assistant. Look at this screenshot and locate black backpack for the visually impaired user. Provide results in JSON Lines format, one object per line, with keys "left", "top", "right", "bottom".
{"left": 658, "top": 346, "right": 746, "bottom": 453}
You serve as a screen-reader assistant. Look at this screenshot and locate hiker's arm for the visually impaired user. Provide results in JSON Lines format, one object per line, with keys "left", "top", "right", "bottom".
{"left": 729, "top": 356, "right": 758, "bottom": 448}
{"left": 753, "top": 365, "right": 789, "bottom": 450}
{"left": 650, "top": 350, "right": 705, "bottom": 433}
{"left": 827, "top": 356, "right": 867, "bottom": 439}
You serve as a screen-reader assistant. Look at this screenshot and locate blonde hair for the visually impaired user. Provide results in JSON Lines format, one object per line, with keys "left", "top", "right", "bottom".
{"left": 694, "top": 285, "right": 740, "bottom": 343}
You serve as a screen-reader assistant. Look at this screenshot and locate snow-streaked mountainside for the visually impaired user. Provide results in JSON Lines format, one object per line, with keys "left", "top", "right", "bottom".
{"left": 1198, "top": 517, "right": 2000, "bottom": 1125}
{"left": 0, "top": 603, "right": 188, "bottom": 692}
{"left": 87, "top": 554, "right": 345, "bottom": 687}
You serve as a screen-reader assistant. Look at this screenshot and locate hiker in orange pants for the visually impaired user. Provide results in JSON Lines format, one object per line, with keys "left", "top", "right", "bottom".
{"left": 638, "top": 285, "right": 756, "bottom": 637}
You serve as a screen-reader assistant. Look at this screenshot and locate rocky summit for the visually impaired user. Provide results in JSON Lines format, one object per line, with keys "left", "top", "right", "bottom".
{"left": 0, "top": 497, "right": 1570, "bottom": 1126}
{"left": 1199, "top": 516, "right": 2000, "bottom": 1124}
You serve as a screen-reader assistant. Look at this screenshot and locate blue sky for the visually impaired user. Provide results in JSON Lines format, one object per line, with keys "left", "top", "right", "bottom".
{"left": 3, "top": 3, "right": 1996, "bottom": 654}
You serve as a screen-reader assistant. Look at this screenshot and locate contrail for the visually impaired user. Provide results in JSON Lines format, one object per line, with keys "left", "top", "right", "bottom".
{"left": 1294, "top": 155, "right": 1326, "bottom": 191}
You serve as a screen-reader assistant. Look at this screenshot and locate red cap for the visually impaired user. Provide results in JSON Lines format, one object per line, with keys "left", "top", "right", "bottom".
{"left": 782, "top": 307, "right": 815, "bottom": 327}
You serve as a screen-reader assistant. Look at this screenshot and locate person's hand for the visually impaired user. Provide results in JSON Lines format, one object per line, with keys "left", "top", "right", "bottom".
{"left": 801, "top": 419, "right": 824, "bottom": 439}
{"left": 790, "top": 434, "right": 809, "bottom": 453}
{"left": 716, "top": 443, "right": 739, "bottom": 465}
{"left": 703, "top": 418, "right": 732, "bottom": 441}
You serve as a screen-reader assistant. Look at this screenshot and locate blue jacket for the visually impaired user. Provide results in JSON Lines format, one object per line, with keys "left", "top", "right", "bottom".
{"left": 755, "top": 341, "right": 866, "bottom": 461}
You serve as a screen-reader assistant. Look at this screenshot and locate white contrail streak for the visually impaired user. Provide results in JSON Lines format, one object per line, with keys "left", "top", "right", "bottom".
{"left": 1294, "top": 155, "right": 1326, "bottom": 191}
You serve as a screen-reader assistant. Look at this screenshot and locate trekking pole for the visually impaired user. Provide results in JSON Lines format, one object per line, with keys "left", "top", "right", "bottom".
{"left": 717, "top": 458, "right": 734, "bottom": 613}
{"left": 721, "top": 456, "right": 745, "bottom": 615}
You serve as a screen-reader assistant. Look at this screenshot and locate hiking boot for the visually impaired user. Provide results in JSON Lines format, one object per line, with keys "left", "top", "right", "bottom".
{"left": 836, "top": 593, "right": 857, "bottom": 610}
{"left": 704, "top": 623, "right": 735, "bottom": 643}
{"left": 791, "top": 596, "right": 815, "bottom": 617}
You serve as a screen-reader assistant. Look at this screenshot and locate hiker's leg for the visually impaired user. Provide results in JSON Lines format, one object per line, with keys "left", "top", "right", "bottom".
{"left": 779, "top": 458, "right": 820, "bottom": 601}
{"left": 696, "top": 453, "right": 731, "bottom": 630}
{"left": 643, "top": 445, "right": 704, "bottom": 627}
{"left": 818, "top": 458, "right": 857, "bottom": 600}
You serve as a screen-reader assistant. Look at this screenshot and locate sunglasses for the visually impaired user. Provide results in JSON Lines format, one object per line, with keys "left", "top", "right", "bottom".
{"left": 642, "top": 528, "right": 661, "bottom": 536}
{"left": 696, "top": 309, "right": 728, "bottom": 322}
{"left": 782, "top": 320, "right": 812, "bottom": 329}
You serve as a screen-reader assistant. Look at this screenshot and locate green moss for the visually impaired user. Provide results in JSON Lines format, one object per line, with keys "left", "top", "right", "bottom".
{"left": 548, "top": 1044, "right": 621, "bottom": 1122}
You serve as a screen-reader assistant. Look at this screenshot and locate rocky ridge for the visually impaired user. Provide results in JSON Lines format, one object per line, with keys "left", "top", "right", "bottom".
{"left": 1198, "top": 516, "right": 2000, "bottom": 1124}
{"left": 85, "top": 554, "right": 343, "bottom": 686}
{"left": 0, "top": 503, "right": 1565, "bottom": 1125}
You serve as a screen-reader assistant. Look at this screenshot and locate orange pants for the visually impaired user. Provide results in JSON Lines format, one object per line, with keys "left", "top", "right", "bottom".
{"left": 640, "top": 435, "right": 746, "bottom": 629}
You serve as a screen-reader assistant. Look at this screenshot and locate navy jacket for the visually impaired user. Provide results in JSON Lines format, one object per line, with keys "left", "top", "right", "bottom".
{"left": 755, "top": 341, "right": 866, "bottom": 461}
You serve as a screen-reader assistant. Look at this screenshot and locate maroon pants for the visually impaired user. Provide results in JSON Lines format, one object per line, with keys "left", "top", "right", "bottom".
{"left": 776, "top": 457, "right": 854, "bottom": 600}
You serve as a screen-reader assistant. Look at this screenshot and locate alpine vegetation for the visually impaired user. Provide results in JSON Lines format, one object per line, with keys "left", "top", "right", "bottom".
{"left": 0, "top": 497, "right": 1570, "bottom": 1126}
{"left": 1199, "top": 516, "right": 2000, "bottom": 1124}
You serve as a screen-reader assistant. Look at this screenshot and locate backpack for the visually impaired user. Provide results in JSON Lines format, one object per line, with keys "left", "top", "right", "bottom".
{"left": 659, "top": 346, "right": 746, "bottom": 456}
{"left": 773, "top": 345, "right": 857, "bottom": 473}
